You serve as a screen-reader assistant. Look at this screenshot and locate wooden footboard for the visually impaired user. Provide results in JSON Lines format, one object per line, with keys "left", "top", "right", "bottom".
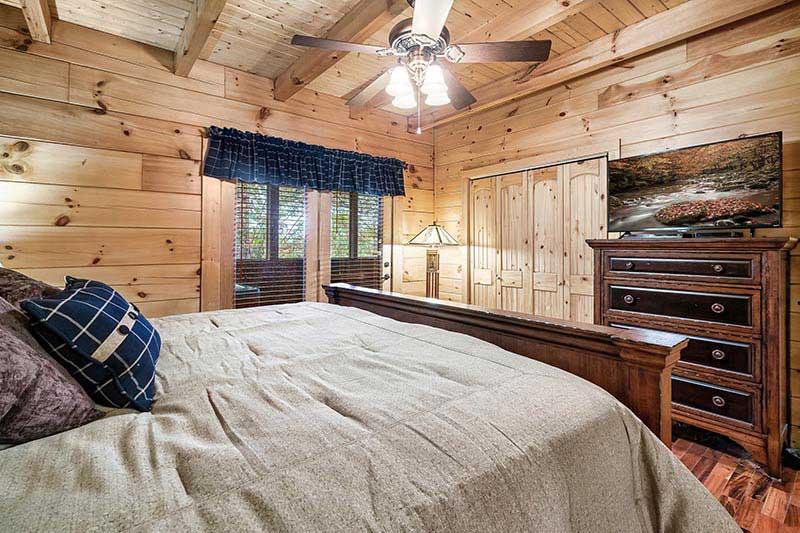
{"left": 324, "top": 283, "right": 688, "bottom": 446}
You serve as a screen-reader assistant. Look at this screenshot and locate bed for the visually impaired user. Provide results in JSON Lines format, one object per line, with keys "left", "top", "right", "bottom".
{"left": 0, "top": 285, "right": 738, "bottom": 532}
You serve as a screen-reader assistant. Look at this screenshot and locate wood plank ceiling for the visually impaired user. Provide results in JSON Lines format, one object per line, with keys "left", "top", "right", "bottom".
{"left": 0, "top": 0, "right": 194, "bottom": 50}
{"left": 0, "top": 0, "right": 691, "bottom": 116}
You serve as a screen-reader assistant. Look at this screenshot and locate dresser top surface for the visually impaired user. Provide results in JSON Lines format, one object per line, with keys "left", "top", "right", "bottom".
{"left": 587, "top": 237, "right": 797, "bottom": 252}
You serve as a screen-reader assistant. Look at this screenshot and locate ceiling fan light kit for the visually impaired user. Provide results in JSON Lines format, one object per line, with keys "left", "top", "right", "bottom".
{"left": 292, "top": 0, "right": 551, "bottom": 131}
{"left": 425, "top": 91, "right": 450, "bottom": 107}
{"left": 386, "top": 65, "right": 414, "bottom": 97}
{"left": 421, "top": 64, "right": 447, "bottom": 96}
{"left": 392, "top": 92, "right": 417, "bottom": 110}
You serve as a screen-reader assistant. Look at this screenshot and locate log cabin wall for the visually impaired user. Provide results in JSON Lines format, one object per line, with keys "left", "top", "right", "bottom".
{"left": 0, "top": 5, "right": 434, "bottom": 316}
{"left": 432, "top": 2, "right": 800, "bottom": 442}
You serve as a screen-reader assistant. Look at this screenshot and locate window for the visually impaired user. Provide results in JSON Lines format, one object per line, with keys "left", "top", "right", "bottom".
{"left": 234, "top": 183, "right": 306, "bottom": 308}
{"left": 330, "top": 192, "right": 384, "bottom": 290}
{"left": 233, "top": 186, "right": 387, "bottom": 309}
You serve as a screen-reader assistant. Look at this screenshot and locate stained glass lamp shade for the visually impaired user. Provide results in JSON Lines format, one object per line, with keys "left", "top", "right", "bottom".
{"left": 408, "top": 223, "right": 459, "bottom": 248}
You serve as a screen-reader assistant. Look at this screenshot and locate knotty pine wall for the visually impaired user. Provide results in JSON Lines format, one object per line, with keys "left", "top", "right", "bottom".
{"left": 0, "top": 5, "right": 434, "bottom": 316}
{"left": 432, "top": 2, "right": 800, "bottom": 442}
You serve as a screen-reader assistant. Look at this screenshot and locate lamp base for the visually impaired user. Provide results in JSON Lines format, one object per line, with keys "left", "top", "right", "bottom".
{"left": 425, "top": 248, "right": 440, "bottom": 299}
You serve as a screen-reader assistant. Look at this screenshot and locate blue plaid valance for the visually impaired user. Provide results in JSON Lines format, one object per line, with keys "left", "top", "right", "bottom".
{"left": 203, "top": 126, "right": 406, "bottom": 197}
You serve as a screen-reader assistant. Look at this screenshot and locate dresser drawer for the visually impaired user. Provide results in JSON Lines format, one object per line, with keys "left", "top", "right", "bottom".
{"left": 608, "top": 256, "right": 754, "bottom": 280}
{"left": 672, "top": 376, "right": 754, "bottom": 425}
{"left": 611, "top": 322, "right": 755, "bottom": 378}
{"left": 609, "top": 286, "right": 752, "bottom": 327}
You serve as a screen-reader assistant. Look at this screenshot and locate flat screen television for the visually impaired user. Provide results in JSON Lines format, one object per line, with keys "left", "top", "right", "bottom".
{"left": 607, "top": 132, "right": 782, "bottom": 234}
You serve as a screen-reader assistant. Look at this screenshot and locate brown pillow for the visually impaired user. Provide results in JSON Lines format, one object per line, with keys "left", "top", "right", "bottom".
{"left": 0, "top": 297, "right": 101, "bottom": 444}
{"left": 0, "top": 290, "right": 80, "bottom": 380}
{"left": 0, "top": 294, "right": 43, "bottom": 350}
{"left": 0, "top": 267, "right": 61, "bottom": 309}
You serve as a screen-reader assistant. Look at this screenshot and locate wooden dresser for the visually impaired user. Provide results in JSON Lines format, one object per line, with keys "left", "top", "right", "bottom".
{"left": 587, "top": 238, "right": 796, "bottom": 477}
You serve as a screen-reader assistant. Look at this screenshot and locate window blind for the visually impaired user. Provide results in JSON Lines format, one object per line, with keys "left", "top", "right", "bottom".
{"left": 234, "top": 183, "right": 306, "bottom": 308}
{"left": 330, "top": 192, "right": 384, "bottom": 290}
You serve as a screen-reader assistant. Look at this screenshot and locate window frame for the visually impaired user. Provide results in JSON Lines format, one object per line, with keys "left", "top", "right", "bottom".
{"left": 331, "top": 191, "right": 382, "bottom": 260}
{"left": 237, "top": 183, "right": 306, "bottom": 262}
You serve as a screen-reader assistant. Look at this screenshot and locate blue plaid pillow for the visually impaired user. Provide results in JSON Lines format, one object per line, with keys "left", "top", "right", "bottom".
{"left": 21, "top": 277, "right": 161, "bottom": 411}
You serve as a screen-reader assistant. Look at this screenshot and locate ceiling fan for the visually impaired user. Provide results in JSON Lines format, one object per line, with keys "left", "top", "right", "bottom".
{"left": 291, "top": 0, "right": 551, "bottom": 129}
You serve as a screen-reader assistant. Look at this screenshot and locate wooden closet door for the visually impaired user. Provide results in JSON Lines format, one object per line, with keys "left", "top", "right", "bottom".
{"left": 563, "top": 158, "right": 607, "bottom": 323}
{"left": 470, "top": 177, "right": 497, "bottom": 309}
{"left": 532, "top": 166, "right": 564, "bottom": 318}
{"left": 496, "top": 172, "right": 531, "bottom": 313}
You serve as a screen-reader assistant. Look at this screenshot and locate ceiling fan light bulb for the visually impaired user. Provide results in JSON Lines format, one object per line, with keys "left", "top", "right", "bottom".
{"left": 392, "top": 92, "right": 417, "bottom": 109}
{"left": 386, "top": 66, "right": 413, "bottom": 97}
{"left": 425, "top": 92, "right": 451, "bottom": 107}
{"left": 420, "top": 64, "right": 447, "bottom": 95}
{"left": 422, "top": 82, "right": 448, "bottom": 96}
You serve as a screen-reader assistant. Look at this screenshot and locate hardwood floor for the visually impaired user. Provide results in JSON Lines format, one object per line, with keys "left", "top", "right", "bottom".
{"left": 672, "top": 438, "right": 800, "bottom": 531}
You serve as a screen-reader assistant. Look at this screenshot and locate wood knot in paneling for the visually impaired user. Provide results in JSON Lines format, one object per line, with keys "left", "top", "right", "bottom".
{"left": 8, "top": 163, "right": 25, "bottom": 174}
{"left": 93, "top": 100, "right": 108, "bottom": 115}
{"left": 0, "top": 140, "right": 33, "bottom": 179}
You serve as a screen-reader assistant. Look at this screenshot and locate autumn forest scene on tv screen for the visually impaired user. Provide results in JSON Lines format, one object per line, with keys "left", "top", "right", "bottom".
{"left": 608, "top": 134, "right": 782, "bottom": 232}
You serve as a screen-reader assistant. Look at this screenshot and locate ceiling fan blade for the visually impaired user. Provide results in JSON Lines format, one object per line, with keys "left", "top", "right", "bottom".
{"left": 411, "top": 0, "right": 454, "bottom": 40}
{"left": 291, "top": 35, "right": 384, "bottom": 55}
{"left": 451, "top": 40, "right": 552, "bottom": 63}
{"left": 346, "top": 70, "right": 392, "bottom": 109}
{"left": 442, "top": 68, "right": 477, "bottom": 110}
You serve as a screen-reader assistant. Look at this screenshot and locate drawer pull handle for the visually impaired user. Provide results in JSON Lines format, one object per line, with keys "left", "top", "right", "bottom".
{"left": 623, "top": 294, "right": 635, "bottom": 305}
{"left": 624, "top": 261, "right": 634, "bottom": 270}
{"left": 711, "top": 349, "right": 726, "bottom": 360}
{"left": 712, "top": 396, "right": 726, "bottom": 408}
{"left": 711, "top": 303, "right": 725, "bottom": 314}
{"left": 712, "top": 264, "right": 725, "bottom": 273}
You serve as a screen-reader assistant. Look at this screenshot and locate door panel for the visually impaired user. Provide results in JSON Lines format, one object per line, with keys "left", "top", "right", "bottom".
{"left": 473, "top": 268, "right": 493, "bottom": 285}
{"left": 497, "top": 172, "right": 531, "bottom": 313}
{"left": 563, "top": 158, "right": 606, "bottom": 323}
{"left": 532, "top": 166, "right": 563, "bottom": 319}
{"left": 470, "top": 177, "right": 497, "bottom": 309}
{"left": 500, "top": 270, "right": 523, "bottom": 288}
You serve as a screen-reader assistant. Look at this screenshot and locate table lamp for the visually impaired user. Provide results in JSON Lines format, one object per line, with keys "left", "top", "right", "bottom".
{"left": 407, "top": 222, "right": 459, "bottom": 299}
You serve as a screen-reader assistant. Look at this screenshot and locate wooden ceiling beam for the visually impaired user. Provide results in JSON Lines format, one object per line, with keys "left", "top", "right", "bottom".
{"left": 351, "top": 91, "right": 394, "bottom": 120}
{"left": 458, "top": 0, "right": 599, "bottom": 43}
{"left": 174, "top": 0, "right": 226, "bottom": 77}
{"left": 410, "top": 0, "right": 793, "bottom": 132}
{"left": 19, "top": 0, "right": 52, "bottom": 44}
{"left": 273, "top": 0, "right": 408, "bottom": 102}
{"left": 348, "top": 71, "right": 394, "bottom": 119}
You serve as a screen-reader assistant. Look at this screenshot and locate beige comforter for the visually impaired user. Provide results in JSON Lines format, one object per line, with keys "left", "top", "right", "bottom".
{"left": 1, "top": 302, "right": 738, "bottom": 532}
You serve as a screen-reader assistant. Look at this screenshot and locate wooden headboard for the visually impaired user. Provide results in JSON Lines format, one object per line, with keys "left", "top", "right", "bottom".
{"left": 324, "top": 283, "right": 688, "bottom": 446}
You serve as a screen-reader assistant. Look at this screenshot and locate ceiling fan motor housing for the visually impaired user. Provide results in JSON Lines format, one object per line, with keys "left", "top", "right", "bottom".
{"left": 389, "top": 18, "right": 451, "bottom": 57}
